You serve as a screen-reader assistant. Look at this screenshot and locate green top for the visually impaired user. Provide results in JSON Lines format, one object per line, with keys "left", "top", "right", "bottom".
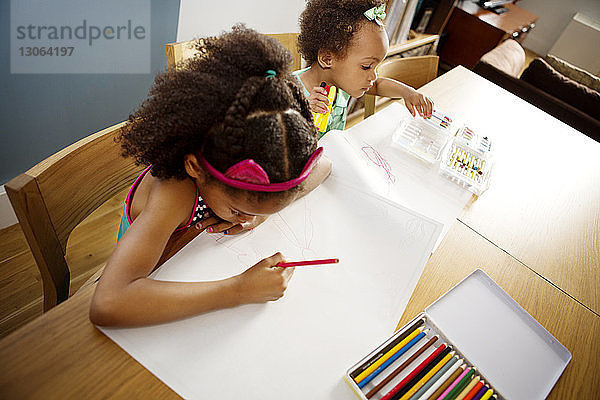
{"left": 293, "top": 67, "right": 352, "bottom": 136}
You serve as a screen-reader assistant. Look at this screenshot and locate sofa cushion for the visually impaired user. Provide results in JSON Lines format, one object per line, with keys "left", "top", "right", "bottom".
{"left": 479, "top": 39, "right": 525, "bottom": 78}
{"left": 521, "top": 58, "right": 600, "bottom": 120}
{"left": 545, "top": 54, "right": 600, "bottom": 91}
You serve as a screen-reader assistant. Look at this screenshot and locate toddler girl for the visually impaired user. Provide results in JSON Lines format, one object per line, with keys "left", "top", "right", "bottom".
{"left": 295, "top": 0, "right": 434, "bottom": 134}
{"left": 90, "top": 25, "right": 331, "bottom": 327}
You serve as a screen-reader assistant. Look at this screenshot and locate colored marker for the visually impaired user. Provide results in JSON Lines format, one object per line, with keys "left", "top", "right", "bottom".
{"left": 312, "top": 82, "right": 337, "bottom": 133}
{"left": 355, "top": 327, "right": 424, "bottom": 383}
{"left": 358, "top": 330, "right": 429, "bottom": 388}
{"left": 352, "top": 319, "right": 425, "bottom": 381}
{"left": 276, "top": 258, "right": 339, "bottom": 268}
{"left": 366, "top": 335, "right": 439, "bottom": 399}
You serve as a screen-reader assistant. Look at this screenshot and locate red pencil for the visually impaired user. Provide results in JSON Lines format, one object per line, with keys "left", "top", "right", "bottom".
{"left": 276, "top": 258, "right": 339, "bottom": 268}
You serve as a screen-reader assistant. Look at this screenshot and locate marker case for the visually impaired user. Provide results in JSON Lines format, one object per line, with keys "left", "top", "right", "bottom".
{"left": 391, "top": 109, "right": 455, "bottom": 164}
{"left": 439, "top": 126, "right": 493, "bottom": 196}
{"left": 345, "top": 269, "right": 571, "bottom": 400}
{"left": 391, "top": 111, "right": 494, "bottom": 196}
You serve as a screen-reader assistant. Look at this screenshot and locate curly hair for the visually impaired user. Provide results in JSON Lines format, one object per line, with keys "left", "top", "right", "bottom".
{"left": 120, "top": 24, "right": 318, "bottom": 184}
{"left": 298, "top": 0, "right": 386, "bottom": 64}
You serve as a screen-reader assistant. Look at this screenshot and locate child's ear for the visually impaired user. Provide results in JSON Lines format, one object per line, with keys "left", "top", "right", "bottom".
{"left": 317, "top": 50, "right": 333, "bottom": 69}
{"left": 184, "top": 154, "right": 206, "bottom": 183}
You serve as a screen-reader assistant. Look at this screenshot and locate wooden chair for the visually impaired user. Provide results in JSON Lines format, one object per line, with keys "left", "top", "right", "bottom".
{"left": 6, "top": 123, "right": 144, "bottom": 311}
{"left": 165, "top": 33, "right": 302, "bottom": 72}
{"left": 364, "top": 55, "right": 439, "bottom": 118}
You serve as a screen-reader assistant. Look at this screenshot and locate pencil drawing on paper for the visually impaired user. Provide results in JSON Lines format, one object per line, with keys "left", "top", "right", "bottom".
{"left": 361, "top": 144, "right": 396, "bottom": 185}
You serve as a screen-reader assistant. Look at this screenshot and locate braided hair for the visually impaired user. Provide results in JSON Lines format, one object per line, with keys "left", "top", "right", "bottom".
{"left": 120, "top": 24, "right": 318, "bottom": 185}
{"left": 298, "top": 0, "right": 386, "bottom": 64}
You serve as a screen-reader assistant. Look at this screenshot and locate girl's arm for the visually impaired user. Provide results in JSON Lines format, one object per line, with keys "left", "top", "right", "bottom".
{"left": 90, "top": 179, "right": 292, "bottom": 326}
{"left": 367, "top": 77, "right": 433, "bottom": 118}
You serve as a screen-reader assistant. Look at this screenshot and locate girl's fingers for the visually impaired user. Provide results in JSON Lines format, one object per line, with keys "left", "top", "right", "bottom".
{"left": 205, "top": 220, "right": 236, "bottom": 234}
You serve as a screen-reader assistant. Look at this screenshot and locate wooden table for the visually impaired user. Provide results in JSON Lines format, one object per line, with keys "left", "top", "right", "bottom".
{"left": 1, "top": 67, "right": 598, "bottom": 399}
{"left": 416, "top": 66, "right": 600, "bottom": 315}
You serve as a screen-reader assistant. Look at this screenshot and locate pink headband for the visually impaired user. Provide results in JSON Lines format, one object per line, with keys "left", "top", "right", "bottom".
{"left": 198, "top": 147, "right": 323, "bottom": 192}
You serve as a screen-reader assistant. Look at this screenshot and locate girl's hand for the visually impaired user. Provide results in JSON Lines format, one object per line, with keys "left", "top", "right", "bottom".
{"left": 403, "top": 88, "right": 433, "bottom": 118}
{"left": 308, "top": 85, "right": 330, "bottom": 114}
{"left": 195, "top": 215, "right": 268, "bottom": 235}
{"left": 235, "top": 252, "right": 294, "bottom": 303}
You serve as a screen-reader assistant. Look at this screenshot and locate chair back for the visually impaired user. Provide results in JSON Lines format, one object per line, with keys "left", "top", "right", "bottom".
{"left": 6, "top": 122, "right": 143, "bottom": 311}
{"left": 364, "top": 55, "right": 439, "bottom": 118}
{"left": 165, "top": 33, "right": 302, "bottom": 72}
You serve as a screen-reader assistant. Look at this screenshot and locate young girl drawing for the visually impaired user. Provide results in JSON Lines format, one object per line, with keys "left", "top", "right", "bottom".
{"left": 295, "top": 0, "right": 434, "bottom": 135}
{"left": 90, "top": 25, "right": 331, "bottom": 327}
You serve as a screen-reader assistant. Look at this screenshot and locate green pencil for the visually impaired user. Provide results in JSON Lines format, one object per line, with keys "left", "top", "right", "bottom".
{"left": 443, "top": 368, "right": 475, "bottom": 400}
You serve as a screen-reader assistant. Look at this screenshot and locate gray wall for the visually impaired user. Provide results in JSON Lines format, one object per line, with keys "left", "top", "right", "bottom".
{"left": 520, "top": 0, "right": 600, "bottom": 56}
{"left": 0, "top": 0, "right": 181, "bottom": 184}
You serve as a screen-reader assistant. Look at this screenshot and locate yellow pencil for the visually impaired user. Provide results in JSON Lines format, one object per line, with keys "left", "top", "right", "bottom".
{"left": 455, "top": 375, "right": 481, "bottom": 400}
{"left": 479, "top": 389, "right": 494, "bottom": 400}
{"left": 397, "top": 351, "right": 455, "bottom": 400}
{"left": 354, "top": 327, "right": 424, "bottom": 383}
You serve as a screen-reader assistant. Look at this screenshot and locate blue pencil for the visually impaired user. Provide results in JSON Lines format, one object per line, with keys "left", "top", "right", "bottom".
{"left": 358, "top": 331, "right": 427, "bottom": 389}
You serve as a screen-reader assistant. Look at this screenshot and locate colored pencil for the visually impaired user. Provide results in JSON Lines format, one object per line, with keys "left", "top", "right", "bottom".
{"left": 463, "top": 380, "right": 485, "bottom": 400}
{"left": 454, "top": 376, "right": 480, "bottom": 400}
{"left": 471, "top": 385, "right": 489, "bottom": 400}
{"left": 416, "top": 360, "right": 463, "bottom": 400}
{"left": 379, "top": 344, "right": 448, "bottom": 400}
{"left": 351, "top": 319, "right": 425, "bottom": 380}
{"left": 427, "top": 366, "right": 465, "bottom": 400}
{"left": 276, "top": 258, "right": 338, "bottom": 268}
{"left": 366, "top": 335, "right": 439, "bottom": 399}
{"left": 479, "top": 390, "right": 494, "bottom": 400}
{"left": 408, "top": 356, "right": 459, "bottom": 400}
{"left": 435, "top": 367, "right": 471, "bottom": 400}
{"left": 398, "top": 352, "right": 455, "bottom": 400}
{"left": 355, "top": 327, "right": 424, "bottom": 383}
{"left": 442, "top": 368, "right": 476, "bottom": 400}
{"left": 358, "top": 330, "right": 428, "bottom": 388}
{"left": 388, "top": 346, "right": 453, "bottom": 400}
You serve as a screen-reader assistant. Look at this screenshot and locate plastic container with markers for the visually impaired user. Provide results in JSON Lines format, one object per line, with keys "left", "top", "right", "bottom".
{"left": 391, "top": 109, "right": 455, "bottom": 164}
{"left": 439, "top": 126, "right": 493, "bottom": 196}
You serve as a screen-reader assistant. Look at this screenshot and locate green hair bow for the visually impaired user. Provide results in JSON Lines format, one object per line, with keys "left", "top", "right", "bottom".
{"left": 364, "top": 4, "right": 386, "bottom": 26}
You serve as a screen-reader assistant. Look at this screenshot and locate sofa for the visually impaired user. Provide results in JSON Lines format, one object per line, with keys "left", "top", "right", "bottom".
{"left": 473, "top": 40, "right": 600, "bottom": 142}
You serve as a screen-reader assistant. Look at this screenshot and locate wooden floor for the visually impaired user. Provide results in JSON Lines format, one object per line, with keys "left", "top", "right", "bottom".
{"left": 0, "top": 190, "right": 127, "bottom": 339}
{"left": 0, "top": 49, "right": 543, "bottom": 339}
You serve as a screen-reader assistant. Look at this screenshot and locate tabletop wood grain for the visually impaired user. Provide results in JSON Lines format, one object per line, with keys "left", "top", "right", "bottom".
{"left": 418, "top": 66, "right": 600, "bottom": 315}
{"left": 397, "top": 222, "right": 600, "bottom": 400}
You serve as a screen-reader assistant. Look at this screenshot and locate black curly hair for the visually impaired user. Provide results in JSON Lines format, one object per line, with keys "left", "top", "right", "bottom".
{"left": 298, "top": 0, "right": 386, "bottom": 64}
{"left": 120, "top": 24, "right": 318, "bottom": 186}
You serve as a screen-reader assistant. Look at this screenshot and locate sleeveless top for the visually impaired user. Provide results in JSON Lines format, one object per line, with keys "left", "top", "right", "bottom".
{"left": 117, "top": 165, "right": 212, "bottom": 242}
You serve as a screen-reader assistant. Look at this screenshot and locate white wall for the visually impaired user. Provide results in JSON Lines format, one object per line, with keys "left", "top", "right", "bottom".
{"left": 519, "top": 0, "right": 600, "bottom": 56}
{"left": 177, "top": 0, "right": 306, "bottom": 41}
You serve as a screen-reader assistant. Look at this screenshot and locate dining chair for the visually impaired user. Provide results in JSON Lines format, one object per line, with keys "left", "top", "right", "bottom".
{"left": 364, "top": 55, "right": 439, "bottom": 118}
{"left": 6, "top": 122, "right": 144, "bottom": 311}
{"left": 165, "top": 33, "right": 302, "bottom": 72}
